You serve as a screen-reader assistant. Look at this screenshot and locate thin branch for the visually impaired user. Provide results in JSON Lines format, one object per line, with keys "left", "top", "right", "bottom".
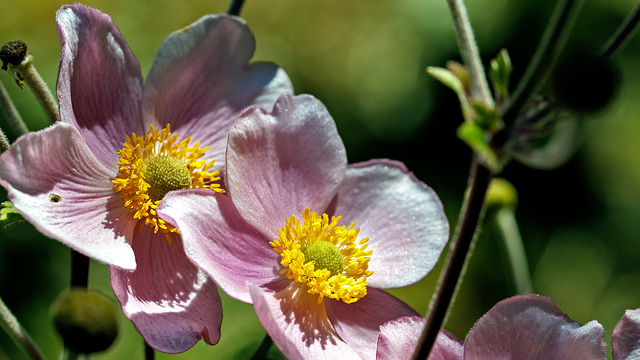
{"left": 70, "top": 250, "right": 90, "bottom": 288}
{"left": 601, "top": 3, "right": 640, "bottom": 59}
{"left": 13, "top": 55, "right": 60, "bottom": 124}
{"left": 227, "top": 0, "right": 246, "bottom": 16}
{"left": 0, "top": 81, "right": 29, "bottom": 135}
{"left": 0, "top": 296, "right": 45, "bottom": 360}
{"left": 250, "top": 333, "right": 273, "bottom": 360}
{"left": 501, "top": 0, "right": 582, "bottom": 126}
{"left": 446, "top": 0, "right": 493, "bottom": 106}
{"left": 411, "top": 159, "right": 493, "bottom": 359}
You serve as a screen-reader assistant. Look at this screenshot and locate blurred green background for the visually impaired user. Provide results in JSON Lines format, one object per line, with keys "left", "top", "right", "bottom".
{"left": 1, "top": 0, "right": 640, "bottom": 358}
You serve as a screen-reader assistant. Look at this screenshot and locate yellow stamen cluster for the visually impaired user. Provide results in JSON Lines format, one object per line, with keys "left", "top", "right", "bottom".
{"left": 270, "top": 208, "right": 373, "bottom": 304}
{"left": 112, "top": 124, "right": 224, "bottom": 241}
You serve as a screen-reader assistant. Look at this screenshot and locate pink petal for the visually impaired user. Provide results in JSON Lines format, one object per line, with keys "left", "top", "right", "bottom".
{"left": 612, "top": 308, "right": 640, "bottom": 360}
{"left": 249, "top": 282, "right": 361, "bottom": 360}
{"left": 110, "top": 227, "right": 222, "bottom": 353}
{"left": 376, "top": 317, "right": 463, "bottom": 360}
{"left": 324, "top": 287, "right": 419, "bottom": 359}
{"left": 143, "top": 14, "right": 292, "bottom": 170}
{"left": 0, "top": 123, "right": 136, "bottom": 270}
{"left": 227, "top": 94, "right": 347, "bottom": 239}
{"left": 56, "top": 4, "right": 144, "bottom": 168}
{"left": 464, "top": 294, "right": 605, "bottom": 360}
{"left": 157, "top": 189, "right": 282, "bottom": 303}
{"left": 331, "top": 160, "right": 449, "bottom": 288}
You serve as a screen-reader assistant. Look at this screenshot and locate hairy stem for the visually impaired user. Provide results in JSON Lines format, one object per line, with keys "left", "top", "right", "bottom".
{"left": 0, "top": 296, "right": 45, "bottom": 360}
{"left": 0, "top": 81, "right": 29, "bottom": 135}
{"left": 446, "top": 0, "right": 493, "bottom": 106}
{"left": 13, "top": 55, "right": 60, "bottom": 124}
{"left": 412, "top": 159, "right": 493, "bottom": 359}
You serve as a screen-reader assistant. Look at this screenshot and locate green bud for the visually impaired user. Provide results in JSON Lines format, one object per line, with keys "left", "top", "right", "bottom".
{"left": 489, "top": 49, "right": 512, "bottom": 103}
{"left": 485, "top": 178, "right": 518, "bottom": 211}
{"left": 51, "top": 289, "right": 118, "bottom": 354}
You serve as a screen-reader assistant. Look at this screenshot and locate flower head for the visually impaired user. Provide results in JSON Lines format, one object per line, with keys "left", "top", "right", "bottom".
{"left": 158, "top": 93, "right": 450, "bottom": 358}
{"left": 0, "top": 3, "right": 291, "bottom": 353}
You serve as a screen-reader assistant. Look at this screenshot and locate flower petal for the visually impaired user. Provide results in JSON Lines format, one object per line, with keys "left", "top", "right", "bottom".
{"left": 110, "top": 227, "right": 222, "bottom": 353}
{"left": 331, "top": 160, "right": 449, "bottom": 288}
{"left": 227, "top": 94, "right": 347, "bottom": 239}
{"left": 56, "top": 4, "right": 144, "bottom": 167}
{"left": 376, "top": 317, "right": 463, "bottom": 360}
{"left": 464, "top": 294, "right": 605, "bottom": 360}
{"left": 612, "top": 308, "right": 640, "bottom": 360}
{"left": 143, "top": 14, "right": 292, "bottom": 169}
{"left": 0, "top": 123, "right": 136, "bottom": 270}
{"left": 324, "top": 287, "right": 419, "bottom": 359}
{"left": 249, "top": 282, "right": 360, "bottom": 360}
{"left": 157, "top": 189, "right": 282, "bottom": 303}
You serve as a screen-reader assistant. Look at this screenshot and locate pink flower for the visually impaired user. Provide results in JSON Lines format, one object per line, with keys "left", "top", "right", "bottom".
{"left": 0, "top": 4, "right": 291, "bottom": 353}
{"left": 376, "top": 295, "right": 608, "bottom": 360}
{"left": 157, "top": 93, "right": 450, "bottom": 359}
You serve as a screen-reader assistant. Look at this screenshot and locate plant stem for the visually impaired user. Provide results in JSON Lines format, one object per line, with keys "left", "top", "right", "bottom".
{"left": 13, "top": 55, "right": 60, "bottom": 124}
{"left": 601, "top": 3, "right": 640, "bottom": 59}
{"left": 145, "top": 342, "right": 155, "bottom": 360}
{"left": 0, "top": 81, "right": 29, "bottom": 135}
{"left": 0, "top": 296, "right": 45, "bottom": 360}
{"left": 250, "top": 333, "right": 273, "bottom": 360}
{"left": 70, "top": 250, "right": 90, "bottom": 288}
{"left": 412, "top": 158, "right": 493, "bottom": 359}
{"left": 446, "top": 0, "right": 493, "bottom": 106}
{"left": 0, "top": 126, "right": 9, "bottom": 153}
{"left": 494, "top": 208, "right": 532, "bottom": 294}
{"left": 227, "top": 0, "right": 246, "bottom": 16}
{"left": 501, "top": 0, "right": 582, "bottom": 126}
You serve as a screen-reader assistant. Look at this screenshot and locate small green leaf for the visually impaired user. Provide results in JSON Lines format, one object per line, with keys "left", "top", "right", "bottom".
{"left": 427, "top": 65, "right": 473, "bottom": 121}
{"left": 457, "top": 123, "right": 499, "bottom": 171}
{"left": 471, "top": 100, "right": 502, "bottom": 132}
{"left": 490, "top": 49, "right": 512, "bottom": 103}
{"left": 1, "top": 201, "right": 24, "bottom": 229}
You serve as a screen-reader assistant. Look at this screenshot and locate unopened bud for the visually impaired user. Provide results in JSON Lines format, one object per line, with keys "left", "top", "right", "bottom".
{"left": 51, "top": 288, "right": 118, "bottom": 354}
{"left": 485, "top": 178, "right": 517, "bottom": 211}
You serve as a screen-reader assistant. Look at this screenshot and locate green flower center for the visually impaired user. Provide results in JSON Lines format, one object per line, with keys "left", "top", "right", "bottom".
{"left": 303, "top": 241, "right": 344, "bottom": 277}
{"left": 142, "top": 155, "right": 192, "bottom": 202}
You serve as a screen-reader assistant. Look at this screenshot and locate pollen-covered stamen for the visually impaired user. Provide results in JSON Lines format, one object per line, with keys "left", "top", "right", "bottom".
{"left": 270, "top": 207, "right": 373, "bottom": 304}
{"left": 112, "top": 124, "right": 225, "bottom": 240}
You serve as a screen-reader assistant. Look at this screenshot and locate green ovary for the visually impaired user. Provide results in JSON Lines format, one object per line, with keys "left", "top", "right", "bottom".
{"left": 142, "top": 155, "right": 192, "bottom": 202}
{"left": 303, "top": 241, "right": 344, "bottom": 277}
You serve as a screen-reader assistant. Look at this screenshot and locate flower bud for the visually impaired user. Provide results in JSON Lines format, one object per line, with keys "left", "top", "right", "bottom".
{"left": 51, "top": 288, "right": 118, "bottom": 354}
{"left": 485, "top": 178, "right": 518, "bottom": 212}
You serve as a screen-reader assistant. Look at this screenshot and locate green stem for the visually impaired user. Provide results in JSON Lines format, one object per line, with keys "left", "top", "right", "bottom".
{"left": 412, "top": 159, "right": 493, "bottom": 359}
{"left": 494, "top": 208, "right": 532, "bottom": 294}
{"left": 70, "top": 251, "right": 90, "bottom": 288}
{"left": 601, "top": 3, "right": 640, "bottom": 59}
{"left": 446, "top": 0, "right": 493, "bottom": 106}
{"left": 250, "top": 333, "right": 273, "bottom": 360}
{"left": 13, "top": 55, "right": 60, "bottom": 124}
{"left": 0, "top": 296, "right": 45, "bottom": 360}
{"left": 145, "top": 342, "right": 155, "bottom": 360}
{"left": 501, "top": 0, "right": 582, "bottom": 126}
{"left": 0, "top": 126, "right": 9, "bottom": 153}
{"left": 0, "top": 81, "right": 29, "bottom": 135}
{"left": 227, "top": 0, "right": 246, "bottom": 16}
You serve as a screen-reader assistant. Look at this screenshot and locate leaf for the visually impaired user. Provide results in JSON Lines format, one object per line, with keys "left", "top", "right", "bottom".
{"left": 1, "top": 201, "right": 24, "bottom": 229}
{"left": 457, "top": 123, "right": 500, "bottom": 171}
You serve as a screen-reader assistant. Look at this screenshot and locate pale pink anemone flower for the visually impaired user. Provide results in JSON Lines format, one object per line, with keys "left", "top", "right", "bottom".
{"left": 157, "top": 93, "right": 450, "bottom": 359}
{"left": 0, "top": 4, "right": 291, "bottom": 353}
{"left": 376, "top": 294, "right": 640, "bottom": 360}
